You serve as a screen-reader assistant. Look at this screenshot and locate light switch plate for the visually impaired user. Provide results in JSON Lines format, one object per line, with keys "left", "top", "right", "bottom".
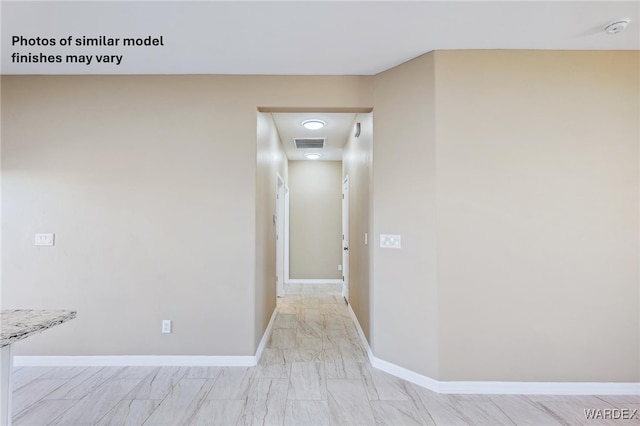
{"left": 380, "top": 234, "right": 401, "bottom": 249}
{"left": 35, "top": 233, "right": 55, "bottom": 246}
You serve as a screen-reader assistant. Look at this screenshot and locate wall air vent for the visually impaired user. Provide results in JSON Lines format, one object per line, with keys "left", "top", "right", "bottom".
{"left": 294, "top": 138, "right": 325, "bottom": 149}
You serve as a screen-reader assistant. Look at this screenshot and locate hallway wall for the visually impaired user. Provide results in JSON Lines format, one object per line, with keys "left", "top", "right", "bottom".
{"left": 1, "top": 75, "right": 373, "bottom": 357}
{"left": 256, "top": 112, "right": 288, "bottom": 347}
{"left": 288, "top": 160, "right": 342, "bottom": 280}
{"left": 342, "top": 113, "right": 373, "bottom": 340}
{"left": 372, "top": 53, "right": 439, "bottom": 378}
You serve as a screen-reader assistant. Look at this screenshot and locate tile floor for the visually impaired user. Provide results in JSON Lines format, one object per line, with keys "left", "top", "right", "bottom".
{"left": 10, "top": 284, "right": 639, "bottom": 425}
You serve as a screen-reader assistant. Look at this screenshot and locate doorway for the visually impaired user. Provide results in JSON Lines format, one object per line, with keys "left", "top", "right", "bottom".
{"left": 276, "top": 174, "right": 287, "bottom": 298}
{"left": 342, "top": 175, "right": 350, "bottom": 302}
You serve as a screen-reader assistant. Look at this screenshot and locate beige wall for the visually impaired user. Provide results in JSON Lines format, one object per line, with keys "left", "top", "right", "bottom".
{"left": 371, "top": 50, "right": 639, "bottom": 383}
{"left": 342, "top": 113, "right": 373, "bottom": 339}
{"left": 3, "top": 52, "right": 637, "bottom": 384}
{"left": 288, "top": 161, "right": 342, "bottom": 279}
{"left": 434, "top": 50, "right": 640, "bottom": 382}
{"left": 1, "top": 75, "right": 372, "bottom": 356}
{"left": 255, "top": 112, "right": 287, "bottom": 347}
{"left": 372, "top": 53, "right": 439, "bottom": 378}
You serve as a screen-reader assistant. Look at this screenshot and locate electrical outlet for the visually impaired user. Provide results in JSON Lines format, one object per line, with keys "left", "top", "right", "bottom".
{"left": 380, "top": 234, "right": 401, "bottom": 249}
{"left": 162, "top": 320, "right": 171, "bottom": 334}
{"left": 338, "top": 265, "right": 342, "bottom": 272}
{"left": 35, "top": 233, "right": 55, "bottom": 246}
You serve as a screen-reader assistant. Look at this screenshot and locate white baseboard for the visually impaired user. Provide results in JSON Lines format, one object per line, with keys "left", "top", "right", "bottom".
{"left": 346, "top": 304, "right": 640, "bottom": 396}
{"left": 15, "top": 306, "right": 281, "bottom": 369}
{"left": 347, "top": 302, "right": 374, "bottom": 361}
{"left": 14, "top": 355, "right": 256, "bottom": 367}
{"left": 286, "top": 279, "right": 343, "bottom": 285}
{"left": 255, "top": 308, "right": 277, "bottom": 364}
{"left": 438, "top": 381, "right": 640, "bottom": 395}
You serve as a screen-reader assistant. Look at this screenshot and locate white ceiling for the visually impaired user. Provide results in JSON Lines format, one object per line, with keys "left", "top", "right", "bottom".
{"left": 2, "top": 1, "right": 638, "bottom": 75}
{"left": 272, "top": 113, "right": 357, "bottom": 161}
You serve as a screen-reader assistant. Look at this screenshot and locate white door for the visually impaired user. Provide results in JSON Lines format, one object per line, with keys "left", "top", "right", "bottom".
{"left": 276, "top": 176, "right": 285, "bottom": 297}
{"left": 342, "top": 176, "right": 349, "bottom": 301}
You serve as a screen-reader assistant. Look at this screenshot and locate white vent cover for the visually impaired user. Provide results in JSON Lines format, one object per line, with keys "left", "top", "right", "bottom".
{"left": 294, "top": 138, "right": 325, "bottom": 149}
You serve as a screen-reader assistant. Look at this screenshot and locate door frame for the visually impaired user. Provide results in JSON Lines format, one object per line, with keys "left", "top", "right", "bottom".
{"left": 342, "top": 175, "right": 350, "bottom": 301}
{"left": 276, "top": 174, "right": 287, "bottom": 298}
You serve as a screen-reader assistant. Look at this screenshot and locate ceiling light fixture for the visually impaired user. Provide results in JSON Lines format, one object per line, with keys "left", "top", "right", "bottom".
{"left": 604, "top": 19, "right": 630, "bottom": 35}
{"left": 301, "top": 119, "right": 326, "bottom": 130}
{"left": 305, "top": 153, "right": 321, "bottom": 160}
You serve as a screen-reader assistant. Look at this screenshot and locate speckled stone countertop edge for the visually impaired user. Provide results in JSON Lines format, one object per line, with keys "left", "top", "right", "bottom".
{"left": 1, "top": 310, "right": 77, "bottom": 348}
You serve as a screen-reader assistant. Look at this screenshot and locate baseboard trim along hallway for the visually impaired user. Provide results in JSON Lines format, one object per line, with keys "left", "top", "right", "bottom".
{"left": 15, "top": 309, "right": 280, "bottom": 369}
{"left": 346, "top": 304, "right": 640, "bottom": 396}
{"left": 285, "top": 279, "right": 343, "bottom": 285}
{"left": 13, "top": 300, "right": 640, "bottom": 396}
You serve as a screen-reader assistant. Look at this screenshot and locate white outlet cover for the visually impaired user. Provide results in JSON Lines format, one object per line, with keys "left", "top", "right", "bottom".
{"left": 380, "top": 234, "right": 401, "bottom": 249}
{"left": 162, "top": 320, "right": 172, "bottom": 334}
{"left": 35, "top": 233, "right": 55, "bottom": 246}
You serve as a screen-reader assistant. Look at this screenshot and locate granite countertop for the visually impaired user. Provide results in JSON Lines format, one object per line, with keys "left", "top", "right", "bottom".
{"left": 1, "top": 310, "right": 77, "bottom": 347}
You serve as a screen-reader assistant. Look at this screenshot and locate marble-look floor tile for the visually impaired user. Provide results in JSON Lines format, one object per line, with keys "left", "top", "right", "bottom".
{"left": 13, "top": 285, "right": 628, "bottom": 426}
{"left": 143, "top": 379, "right": 213, "bottom": 425}
{"left": 489, "top": 395, "right": 562, "bottom": 425}
{"left": 268, "top": 328, "right": 297, "bottom": 349}
{"left": 536, "top": 400, "right": 613, "bottom": 426}
{"left": 50, "top": 379, "right": 142, "bottom": 425}
{"left": 259, "top": 348, "right": 285, "bottom": 365}
{"left": 46, "top": 367, "right": 121, "bottom": 400}
{"left": 370, "top": 400, "right": 425, "bottom": 425}
{"left": 365, "top": 365, "right": 410, "bottom": 400}
{"left": 297, "top": 321, "right": 322, "bottom": 340}
{"left": 288, "top": 362, "right": 326, "bottom": 400}
{"left": 322, "top": 312, "right": 345, "bottom": 329}
{"left": 187, "top": 399, "right": 245, "bottom": 426}
{"left": 324, "top": 359, "right": 363, "bottom": 379}
{"left": 326, "top": 379, "right": 376, "bottom": 425}
{"left": 242, "top": 378, "right": 288, "bottom": 426}
{"left": 254, "top": 361, "right": 290, "bottom": 379}
{"left": 125, "top": 366, "right": 187, "bottom": 400}
{"left": 283, "top": 347, "right": 327, "bottom": 363}
{"left": 402, "top": 384, "right": 436, "bottom": 425}
{"left": 12, "top": 379, "right": 67, "bottom": 414}
{"left": 113, "top": 366, "right": 160, "bottom": 380}
{"left": 360, "top": 364, "right": 380, "bottom": 401}
{"left": 596, "top": 395, "right": 640, "bottom": 405}
{"left": 95, "top": 399, "right": 161, "bottom": 426}
{"left": 12, "top": 399, "right": 78, "bottom": 426}
{"left": 207, "top": 367, "right": 254, "bottom": 400}
{"left": 284, "top": 400, "right": 330, "bottom": 426}
{"left": 39, "top": 366, "right": 88, "bottom": 379}
{"left": 274, "top": 313, "right": 298, "bottom": 329}
{"left": 12, "top": 367, "right": 51, "bottom": 390}
{"left": 410, "top": 385, "right": 470, "bottom": 425}
{"left": 295, "top": 334, "right": 323, "bottom": 350}
{"left": 455, "top": 400, "right": 515, "bottom": 425}
{"left": 184, "top": 366, "right": 222, "bottom": 379}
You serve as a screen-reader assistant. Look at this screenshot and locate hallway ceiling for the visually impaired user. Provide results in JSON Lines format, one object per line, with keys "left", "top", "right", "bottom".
{"left": 272, "top": 113, "right": 357, "bottom": 161}
{"left": 2, "top": 1, "right": 638, "bottom": 75}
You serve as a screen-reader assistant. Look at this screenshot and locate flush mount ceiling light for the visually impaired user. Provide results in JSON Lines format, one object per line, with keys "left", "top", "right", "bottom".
{"left": 305, "top": 153, "right": 321, "bottom": 160}
{"left": 301, "top": 119, "right": 326, "bottom": 130}
{"left": 604, "top": 19, "right": 630, "bottom": 35}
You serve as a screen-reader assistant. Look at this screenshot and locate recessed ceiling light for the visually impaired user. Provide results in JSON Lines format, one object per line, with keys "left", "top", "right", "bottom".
{"left": 604, "top": 19, "right": 630, "bottom": 35}
{"left": 305, "top": 153, "right": 321, "bottom": 160}
{"left": 301, "top": 119, "right": 326, "bottom": 130}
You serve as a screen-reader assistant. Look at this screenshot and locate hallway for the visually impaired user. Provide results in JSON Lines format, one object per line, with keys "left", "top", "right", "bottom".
{"left": 10, "top": 284, "right": 638, "bottom": 425}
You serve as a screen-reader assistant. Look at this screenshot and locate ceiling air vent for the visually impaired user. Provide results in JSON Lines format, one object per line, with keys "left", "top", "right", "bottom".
{"left": 294, "top": 138, "right": 325, "bottom": 150}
